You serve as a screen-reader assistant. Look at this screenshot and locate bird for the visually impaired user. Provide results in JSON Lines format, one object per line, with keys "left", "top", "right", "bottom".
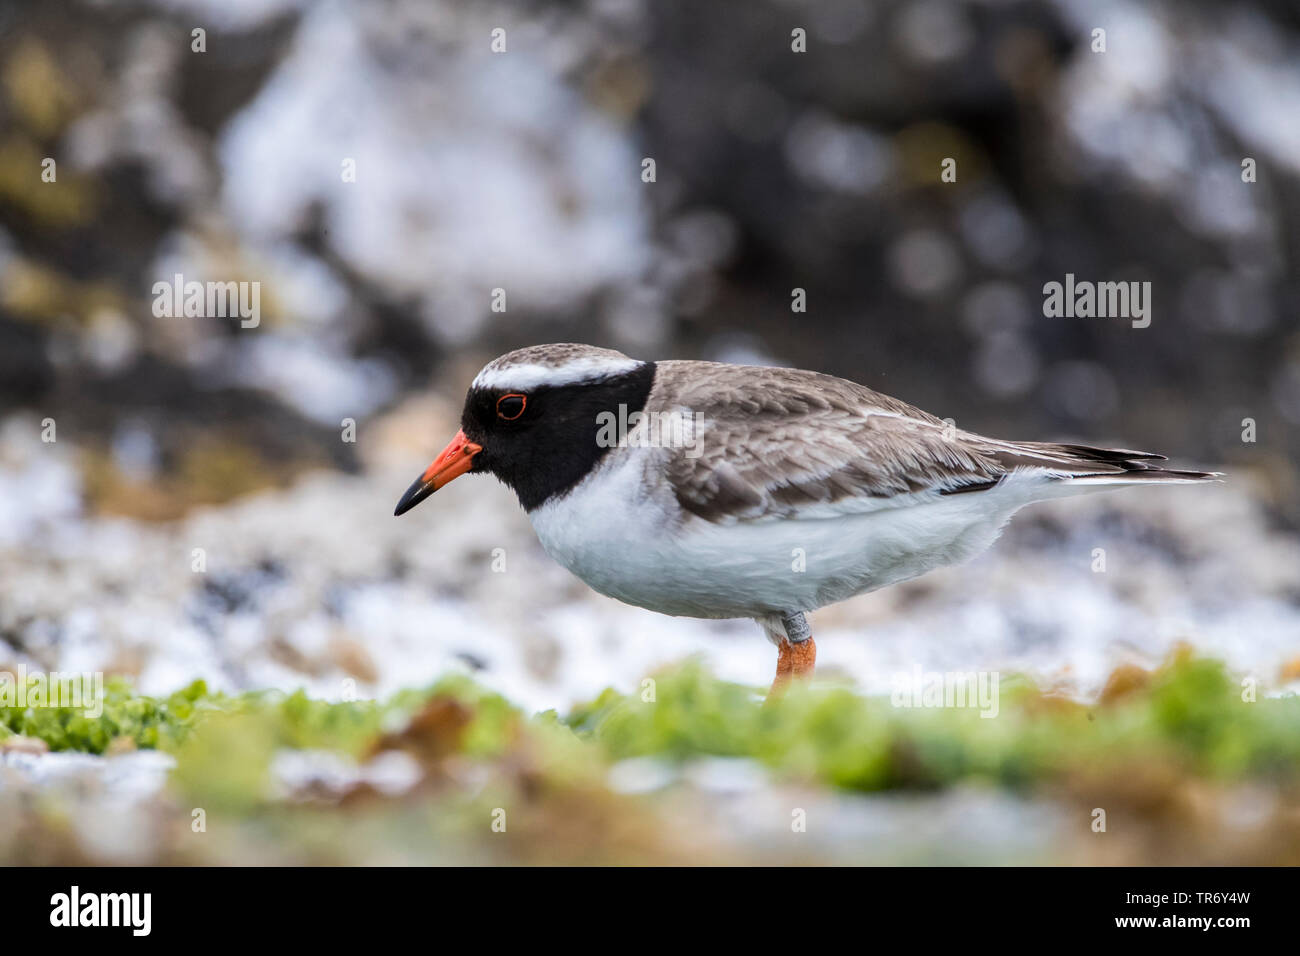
{"left": 394, "top": 343, "right": 1218, "bottom": 698}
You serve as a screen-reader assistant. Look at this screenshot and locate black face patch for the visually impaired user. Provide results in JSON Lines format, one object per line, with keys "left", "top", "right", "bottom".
{"left": 461, "top": 362, "right": 657, "bottom": 511}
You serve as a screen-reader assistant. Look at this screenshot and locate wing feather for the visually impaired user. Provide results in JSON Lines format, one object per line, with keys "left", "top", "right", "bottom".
{"left": 652, "top": 362, "right": 1215, "bottom": 524}
{"left": 656, "top": 363, "right": 1001, "bottom": 522}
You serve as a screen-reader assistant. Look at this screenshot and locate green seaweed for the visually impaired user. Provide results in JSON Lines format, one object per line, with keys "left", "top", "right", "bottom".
{"left": 568, "top": 654, "right": 1300, "bottom": 790}
{"left": 6, "top": 654, "right": 1299, "bottom": 803}
{"left": 0, "top": 678, "right": 215, "bottom": 754}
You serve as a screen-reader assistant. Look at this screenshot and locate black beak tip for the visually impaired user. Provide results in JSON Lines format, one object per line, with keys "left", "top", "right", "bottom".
{"left": 394, "top": 477, "right": 433, "bottom": 517}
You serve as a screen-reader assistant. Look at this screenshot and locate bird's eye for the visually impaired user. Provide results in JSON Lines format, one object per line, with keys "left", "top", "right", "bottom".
{"left": 496, "top": 393, "right": 527, "bottom": 421}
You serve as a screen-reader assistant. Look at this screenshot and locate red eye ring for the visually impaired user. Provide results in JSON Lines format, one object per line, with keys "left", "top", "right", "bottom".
{"left": 496, "top": 393, "right": 527, "bottom": 420}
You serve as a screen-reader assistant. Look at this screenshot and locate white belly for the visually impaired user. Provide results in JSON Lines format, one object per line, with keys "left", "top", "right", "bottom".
{"left": 527, "top": 450, "right": 1042, "bottom": 621}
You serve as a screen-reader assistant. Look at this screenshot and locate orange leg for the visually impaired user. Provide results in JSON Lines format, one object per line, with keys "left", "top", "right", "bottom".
{"left": 768, "top": 636, "right": 816, "bottom": 700}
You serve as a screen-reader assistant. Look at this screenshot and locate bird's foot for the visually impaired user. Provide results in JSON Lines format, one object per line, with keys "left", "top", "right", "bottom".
{"left": 766, "top": 635, "right": 816, "bottom": 702}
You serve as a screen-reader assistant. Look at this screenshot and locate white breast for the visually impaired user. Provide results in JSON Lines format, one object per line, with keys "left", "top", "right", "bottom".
{"left": 527, "top": 449, "right": 1046, "bottom": 621}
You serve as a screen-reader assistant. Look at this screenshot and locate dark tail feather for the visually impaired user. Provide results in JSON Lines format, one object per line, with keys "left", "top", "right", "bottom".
{"left": 986, "top": 441, "right": 1221, "bottom": 484}
{"left": 1044, "top": 442, "right": 1166, "bottom": 463}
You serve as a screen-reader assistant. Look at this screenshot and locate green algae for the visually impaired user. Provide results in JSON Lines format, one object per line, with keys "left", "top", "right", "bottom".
{"left": 570, "top": 653, "right": 1300, "bottom": 789}
{"left": 0, "top": 678, "right": 214, "bottom": 754}
{"left": 5, "top": 655, "right": 1298, "bottom": 799}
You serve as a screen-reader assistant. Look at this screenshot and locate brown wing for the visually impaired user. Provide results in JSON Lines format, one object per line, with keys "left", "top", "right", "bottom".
{"left": 655, "top": 362, "right": 1004, "bottom": 523}
{"left": 654, "top": 361, "right": 1213, "bottom": 524}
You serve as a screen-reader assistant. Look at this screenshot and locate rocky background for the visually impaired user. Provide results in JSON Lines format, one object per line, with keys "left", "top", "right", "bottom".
{"left": 1, "top": 0, "right": 1298, "bottom": 865}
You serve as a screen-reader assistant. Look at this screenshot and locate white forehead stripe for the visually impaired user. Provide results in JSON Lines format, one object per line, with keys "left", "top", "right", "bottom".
{"left": 472, "top": 356, "right": 643, "bottom": 391}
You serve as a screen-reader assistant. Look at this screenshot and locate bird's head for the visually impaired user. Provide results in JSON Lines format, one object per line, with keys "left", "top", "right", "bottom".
{"left": 394, "top": 344, "right": 655, "bottom": 515}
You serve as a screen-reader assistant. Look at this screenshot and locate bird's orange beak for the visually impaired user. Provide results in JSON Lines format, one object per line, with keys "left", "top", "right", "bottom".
{"left": 394, "top": 429, "right": 482, "bottom": 516}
